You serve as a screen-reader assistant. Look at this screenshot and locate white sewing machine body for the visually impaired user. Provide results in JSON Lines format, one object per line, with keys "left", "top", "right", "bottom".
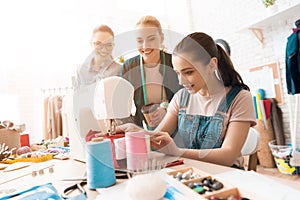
{"left": 70, "top": 76, "right": 134, "bottom": 162}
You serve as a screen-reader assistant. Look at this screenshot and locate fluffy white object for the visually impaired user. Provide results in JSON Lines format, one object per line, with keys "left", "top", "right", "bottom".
{"left": 126, "top": 173, "right": 166, "bottom": 200}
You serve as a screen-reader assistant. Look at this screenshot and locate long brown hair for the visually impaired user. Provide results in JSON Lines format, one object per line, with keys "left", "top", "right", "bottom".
{"left": 174, "top": 32, "right": 249, "bottom": 90}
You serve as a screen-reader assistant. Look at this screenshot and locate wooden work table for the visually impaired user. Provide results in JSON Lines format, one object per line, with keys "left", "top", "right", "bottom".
{"left": 1, "top": 155, "right": 300, "bottom": 200}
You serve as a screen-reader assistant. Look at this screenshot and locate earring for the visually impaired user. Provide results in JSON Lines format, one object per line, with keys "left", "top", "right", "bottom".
{"left": 214, "top": 69, "right": 221, "bottom": 81}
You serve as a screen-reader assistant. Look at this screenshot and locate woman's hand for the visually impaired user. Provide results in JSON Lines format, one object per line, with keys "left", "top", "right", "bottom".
{"left": 150, "top": 131, "right": 184, "bottom": 156}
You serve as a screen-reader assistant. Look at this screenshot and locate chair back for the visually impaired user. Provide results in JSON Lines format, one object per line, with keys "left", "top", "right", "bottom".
{"left": 241, "top": 127, "right": 260, "bottom": 156}
{"left": 241, "top": 127, "right": 260, "bottom": 171}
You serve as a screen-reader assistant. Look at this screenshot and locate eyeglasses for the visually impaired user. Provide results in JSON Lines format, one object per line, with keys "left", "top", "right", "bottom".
{"left": 92, "top": 41, "right": 114, "bottom": 50}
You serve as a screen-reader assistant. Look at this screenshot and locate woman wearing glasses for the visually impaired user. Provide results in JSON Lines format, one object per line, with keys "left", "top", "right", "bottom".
{"left": 77, "top": 25, "right": 121, "bottom": 85}
{"left": 120, "top": 16, "right": 181, "bottom": 128}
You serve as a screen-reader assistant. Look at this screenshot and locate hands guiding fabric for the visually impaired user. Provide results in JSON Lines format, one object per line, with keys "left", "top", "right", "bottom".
{"left": 116, "top": 123, "right": 184, "bottom": 157}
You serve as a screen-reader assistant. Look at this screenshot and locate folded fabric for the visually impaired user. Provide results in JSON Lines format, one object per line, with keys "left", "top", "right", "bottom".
{"left": 263, "top": 99, "right": 271, "bottom": 119}
{"left": 0, "top": 182, "right": 61, "bottom": 200}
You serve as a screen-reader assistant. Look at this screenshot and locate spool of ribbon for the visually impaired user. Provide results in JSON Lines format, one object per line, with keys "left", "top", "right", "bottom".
{"left": 104, "top": 133, "right": 125, "bottom": 169}
{"left": 125, "top": 131, "right": 150, "bottom": 171}
{"left": 86, "top": 139, "right": 116, "bottom": 189}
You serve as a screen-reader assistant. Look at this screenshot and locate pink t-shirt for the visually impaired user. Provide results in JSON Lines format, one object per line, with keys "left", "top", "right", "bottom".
{"left": 168, "top": 87, "right": 256, "bottom": 131}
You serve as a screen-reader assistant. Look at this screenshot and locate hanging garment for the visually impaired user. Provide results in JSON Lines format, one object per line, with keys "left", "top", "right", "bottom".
{"left": 47, "top": 95, "right": 63, "bottom": 139}
{"left": 61, "top": 94, "right": 71, "bottom": 137}
{"left": 43, "top": 96, "right": 50, "bottom": 140}
{"left": 285, "top": 25, "right": 300, "bottom": 95}
{"left": 287, "top": 94, "right": 300, "bottom": 166}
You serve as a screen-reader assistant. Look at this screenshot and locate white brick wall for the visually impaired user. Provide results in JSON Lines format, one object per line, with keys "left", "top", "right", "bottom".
{"left": 188, "top": 0, "right": 300, "bottom": 144}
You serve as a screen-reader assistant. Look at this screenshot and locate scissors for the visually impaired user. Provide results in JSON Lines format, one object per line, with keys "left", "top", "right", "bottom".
{"left": 61, "top": 181, "right": 87, "bottom": 199}
{"left": 61, "top": 170, "right": 130, "bottom": 198}
{"left": 115, "top": 169, "right": 132, "bottom": 179}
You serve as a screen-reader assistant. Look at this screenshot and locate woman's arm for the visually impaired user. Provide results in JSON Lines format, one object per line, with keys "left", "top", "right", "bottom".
{"left": 181, "top": 121, "right": 250, "bottom": 166}
{"left": 154, "top": 111, "right": 178, "bottom": 134}
{"left": 151, "top": 121, "right": 251, "bottom": 167}
{"left": 116, "top": 110, "right": 178, "bottom": 134}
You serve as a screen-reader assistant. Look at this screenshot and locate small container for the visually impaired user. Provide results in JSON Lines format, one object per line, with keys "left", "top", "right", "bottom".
{"left": 141, "top": 103, "right": 160, "bottom": 128}
{"left": 268, "top": 140, "right": 300, "bottom": 175}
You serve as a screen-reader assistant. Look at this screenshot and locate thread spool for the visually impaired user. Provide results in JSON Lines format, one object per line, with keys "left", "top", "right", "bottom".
{"left": 125, "top": 131, "right": 150, "bottom": 171}
{"left": 86, "top": 139, "right": 116, "bottom": 189}
{"left": 114, "top": 137, "right": 126, "bottom": 160}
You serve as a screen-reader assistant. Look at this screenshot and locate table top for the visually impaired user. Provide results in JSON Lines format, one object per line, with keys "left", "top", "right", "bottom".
{"left": 1, "top": 154, "right": 300, "bottom": 200}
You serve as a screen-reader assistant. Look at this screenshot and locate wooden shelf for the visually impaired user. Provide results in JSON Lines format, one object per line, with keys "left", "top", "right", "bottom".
{"left": 248, "top": 3, "right": 300, "bottom": 29}
{"left": 240, "top": 3, "right": 300, "bottom": 46}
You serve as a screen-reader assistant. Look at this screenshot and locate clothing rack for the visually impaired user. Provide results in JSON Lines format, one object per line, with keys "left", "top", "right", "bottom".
{"left": 41, "top": 87, "right": 74, "bottom": 140}
{"left": 41, "top": 87, "right": 74, "bottom": 95}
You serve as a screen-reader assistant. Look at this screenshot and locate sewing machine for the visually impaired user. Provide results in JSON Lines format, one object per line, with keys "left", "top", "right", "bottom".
{"left": 70, "top": 76, "right": 134, "bottom": 162}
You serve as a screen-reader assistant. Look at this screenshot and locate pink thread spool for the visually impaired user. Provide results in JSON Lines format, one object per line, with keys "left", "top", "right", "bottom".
{"left": 125, "top": 131, "right": 150, "bottom": 171}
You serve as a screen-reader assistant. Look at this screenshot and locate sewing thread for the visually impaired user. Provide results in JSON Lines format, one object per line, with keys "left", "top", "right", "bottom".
{"left": 86, "top": 139, "right": 116, "bottom": 189}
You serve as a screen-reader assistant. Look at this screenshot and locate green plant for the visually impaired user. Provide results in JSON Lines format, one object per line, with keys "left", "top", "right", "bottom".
{"left": 262, "top": 0, "right": 276, "bottom": 8}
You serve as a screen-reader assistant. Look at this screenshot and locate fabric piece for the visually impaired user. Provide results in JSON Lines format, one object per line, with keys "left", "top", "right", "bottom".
{"left": 262, "top": 99, "right": 271, "bottom": 119}
{"left": 269, "top": 98, "right": 285, "bottom": 145}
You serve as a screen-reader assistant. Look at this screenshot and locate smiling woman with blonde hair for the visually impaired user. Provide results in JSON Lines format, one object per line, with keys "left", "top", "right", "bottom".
{"left": 120, "top": 16, "right": 181, "bottom": 129}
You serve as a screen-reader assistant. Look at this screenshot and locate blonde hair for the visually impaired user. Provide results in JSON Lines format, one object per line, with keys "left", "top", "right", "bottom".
{"left": 92, "top": 25, "right": 114, "bottom": 38}
{"left": 136, "top": 15, "right": 163, "bottom": 35}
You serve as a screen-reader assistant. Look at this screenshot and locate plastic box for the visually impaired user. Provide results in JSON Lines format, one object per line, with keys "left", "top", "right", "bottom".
{"left": 268, "top": 140, "right": 300, "bottom": 175}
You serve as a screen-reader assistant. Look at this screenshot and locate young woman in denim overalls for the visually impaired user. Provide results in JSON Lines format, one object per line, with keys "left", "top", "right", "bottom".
{"left": 151, "top": 32, "right": 256, "bottom": 168}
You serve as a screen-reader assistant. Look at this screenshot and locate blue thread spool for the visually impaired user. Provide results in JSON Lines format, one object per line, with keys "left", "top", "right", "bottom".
{"left": 86, "top": 139, "right": 116, "bottom": 189}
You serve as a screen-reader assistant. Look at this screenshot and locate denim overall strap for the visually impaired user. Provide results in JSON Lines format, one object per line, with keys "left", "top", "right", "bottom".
{"left": 174, "top": 89, "right": 192, "bottom": 148}
{"left": 179, "top": 89, "right": 190, "bottom": 108}
{"left": 217, "top": 86, "right": 243, "bottom": 113}
{"left": 199, "top": 86, "right": 243, "bottom": 149}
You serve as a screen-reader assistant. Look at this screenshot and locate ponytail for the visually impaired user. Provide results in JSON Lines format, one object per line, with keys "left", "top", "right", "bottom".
{"left": 216, "top": 44, "right": 249, "bottom": 91}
